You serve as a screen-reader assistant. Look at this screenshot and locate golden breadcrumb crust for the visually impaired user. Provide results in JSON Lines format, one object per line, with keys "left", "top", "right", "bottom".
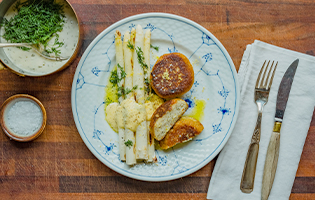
{"left": 150, "top": 52, "right": 194, "bottom": 98}
{"left": 159, "top": 116, "right": 204, "bottom": 150}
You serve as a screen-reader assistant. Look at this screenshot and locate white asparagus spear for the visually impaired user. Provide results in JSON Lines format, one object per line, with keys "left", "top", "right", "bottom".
{"left": 133, "top": 25, "right": 148, "bottom": 160}
{"left": 116, "top": 105, "right": 125, "bottom": 161}
{"left": 133, "top": 25, "right": 145, "bottom": 104}
{"left": 143, "top": 29, "right": 150, "bottom": 65}
{"left": 122, "top": 97, "right": 146, "bottom": 165}
{"left": 143, "top": 29, "right": 151, "bottom": 95}
{"left": 143, "top": 29, "right": 155, "bottom": 162}
{"left": 136, "top": 120, "right": 148, "bottom": 160}
{"left": 124, "top": 28, "right": 137, "bottom": 165}
{"left": 147, "top": 121, "right": 156, "bottom": 162}
{"left": 125, "top": 128, "right": 136, "bottom": 165}
{"left": 114, "top": 30, "right": 126, "bottom": 161}
{"left": 123, "top": 31, "right": 133, "bottom": 99}
{"left": 115, "top": 30, "right": 124, "bottom": 102}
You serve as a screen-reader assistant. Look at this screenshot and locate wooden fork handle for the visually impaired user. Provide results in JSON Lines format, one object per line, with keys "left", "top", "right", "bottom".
{"left": 261, "top": 131, "right": 280, "bottom": 200}
{"left": 240, "top": 142, "right": 259, "bottom": 193}
{"left": 240, "top": 112, "right": 262, "bottom": 193}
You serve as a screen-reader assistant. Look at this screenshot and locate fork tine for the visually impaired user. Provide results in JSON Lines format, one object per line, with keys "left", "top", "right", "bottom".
{"left": 263, "top": 61, "right": 274, "bottom": 88}
{"left": 266, "top": 61, "right": 278, "bottom": 89}
{"left": 259, "top": 60, "right": 270, "bottom": 88}
{"left": 255, "top": 60, "right": 267, "bottom": 88}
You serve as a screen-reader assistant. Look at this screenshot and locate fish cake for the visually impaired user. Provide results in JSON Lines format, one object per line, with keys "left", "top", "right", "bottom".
{"left": 150, "top": 98, "right": 188, "bottom": 141}
{"left": 150, "top": 53, "right": 194, "bottom": 99}
{"left": 159, "top": 116, "right": 204, "bottom": 150}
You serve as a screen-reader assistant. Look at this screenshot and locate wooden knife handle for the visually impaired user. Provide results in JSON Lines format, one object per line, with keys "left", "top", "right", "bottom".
{"left": 240, "top": 142, "right": 259, "bottom": 193}
{"left": 261, "top": 131, "right": 280, "bottom": 200}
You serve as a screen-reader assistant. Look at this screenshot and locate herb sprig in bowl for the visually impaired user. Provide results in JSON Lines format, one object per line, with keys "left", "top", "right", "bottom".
{"left": 0, "top": 0, "right": 65, "bottom": 56}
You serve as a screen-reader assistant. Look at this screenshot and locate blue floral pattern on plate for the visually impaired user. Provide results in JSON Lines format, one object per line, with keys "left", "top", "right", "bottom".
{"left": 71, "top": 13, "right": 239, "bottom": 182}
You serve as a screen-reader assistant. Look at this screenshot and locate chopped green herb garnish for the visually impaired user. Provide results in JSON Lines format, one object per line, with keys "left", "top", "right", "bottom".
{"left": 0, "top": 0, "right": 66, "bottom": 56}
{"left": 125, "top": 85, "right": 138, "bottom": 95}
{"left": 110, "top": 69, "right": 119, "bottom": 85}
{"left": 104, "top": 97, "right": 113, "bottom": 106}
{"left": 144, "top": 78, "right": 150, "bottom": 85}
{"left": 117, "top": 64, "right": 126, "bottom": 79}
{"left": 144, "top": 78, "right": 150, "bottom": 94}
{"left": 146, "top": 96, "right": 152, "bottom": 101}
{"left": 117, "top": 85, "right": 138, "bottom": 98}
{"left": 136, "top": 47, "right": 148, "bottom": 71}
{"left": 110, "top": 64, "right": 126, "bottom": 86}
{"left": 150, "top": 44, "right": 159, "bottom": 51}
{"left": 127, "top": 40, "right": 134, "bottom": 50}
{"left": 124, "top": 140, "right": 133, "bottom": 147}
{"left": 117, "top": 86, "right": 124, "bottom": 98}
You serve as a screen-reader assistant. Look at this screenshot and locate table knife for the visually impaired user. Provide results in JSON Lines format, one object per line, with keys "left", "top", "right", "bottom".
{"left": 261, "top": 59, "right": 299, "bottom": 200}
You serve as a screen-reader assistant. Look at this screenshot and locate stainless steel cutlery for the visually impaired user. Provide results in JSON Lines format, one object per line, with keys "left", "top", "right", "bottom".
{"left": 240, "top": 60, "right": 278, "bottom": 193}
{"left": 261, "top": 59, "right": 299, "bottom": 200}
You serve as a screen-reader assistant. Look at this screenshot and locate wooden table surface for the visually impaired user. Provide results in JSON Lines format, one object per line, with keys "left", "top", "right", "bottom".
{"left": 0, "top": 0, "right": 314, "bottom": 199}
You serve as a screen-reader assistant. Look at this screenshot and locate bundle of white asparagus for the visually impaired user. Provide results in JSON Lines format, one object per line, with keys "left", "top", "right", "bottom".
{"left": 114, "top": 25, "right": 156, "bottom": 165}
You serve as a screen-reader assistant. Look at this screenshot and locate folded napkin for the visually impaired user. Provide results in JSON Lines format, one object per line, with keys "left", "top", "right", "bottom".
{"left": 207, "top": 40, "right": 315, "bottom": 200}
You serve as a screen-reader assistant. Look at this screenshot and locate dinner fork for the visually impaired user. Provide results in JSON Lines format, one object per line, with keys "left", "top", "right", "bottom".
{"left": 0, "top": 43, "right": 69, "bottom": 61}
{"left": 240, "top": 60, "right": 278, "bottom": 193}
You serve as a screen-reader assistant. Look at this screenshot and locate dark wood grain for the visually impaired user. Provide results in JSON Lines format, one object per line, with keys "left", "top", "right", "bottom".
{"left": 0, "top": 0, "right": 314, "bottom": 199}
{"left": 59, "top": 176, "right": 211, "bottom": 193}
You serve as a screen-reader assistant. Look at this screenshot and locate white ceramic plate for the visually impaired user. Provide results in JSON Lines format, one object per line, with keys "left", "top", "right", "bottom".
{"left": 71, "top": 13, "right": 239, "bottom": 182}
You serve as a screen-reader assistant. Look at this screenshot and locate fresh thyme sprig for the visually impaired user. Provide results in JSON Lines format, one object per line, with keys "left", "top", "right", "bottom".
{"left": 117, "top": 85, "right": 138, "bottom": 99}
{"left": 136, "top": 47, "right": 148, "bottom": 71}
{"left": 127, "top": 40, "right": 134, "bottom": 50}
{"left": 110, "top": 63, "right": 137, "bottom": 99}
{"left": 110, "top": 64, "right": 126, "bottom": 86}
{"left": 135, "top": 47, "right": 151, "bottom": 94}
{"left": 118, "top": 64, "right": 127, "bottom": 80}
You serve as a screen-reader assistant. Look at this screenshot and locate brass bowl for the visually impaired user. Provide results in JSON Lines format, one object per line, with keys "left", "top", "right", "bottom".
{"left": 0, "top": 0, "right": 82, "bottom": 77}
{"left": 0, "top": 94, "right": 47, "bottom": 142}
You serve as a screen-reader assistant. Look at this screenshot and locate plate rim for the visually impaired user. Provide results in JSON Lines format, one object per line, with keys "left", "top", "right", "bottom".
{"left": 71, "top": 12, "right": 240, "bottom": 182}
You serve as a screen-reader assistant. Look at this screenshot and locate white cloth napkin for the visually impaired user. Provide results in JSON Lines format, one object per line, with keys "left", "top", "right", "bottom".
{"left": 207, "top": 40, "right": 315, "bottom": 200}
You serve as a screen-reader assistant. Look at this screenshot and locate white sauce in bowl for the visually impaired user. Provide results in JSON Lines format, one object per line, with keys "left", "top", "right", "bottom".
{"left": 0, "top": 0, "right": 79, "bottom": 75}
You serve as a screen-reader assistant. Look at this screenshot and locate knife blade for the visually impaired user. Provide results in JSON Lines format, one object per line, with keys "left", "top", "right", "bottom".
{"left": 261, "top": 59, "right": 299, "bottom": 200}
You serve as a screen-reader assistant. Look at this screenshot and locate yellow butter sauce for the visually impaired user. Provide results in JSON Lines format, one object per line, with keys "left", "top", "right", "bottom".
{"left": 104, "top": 65, "right": 119, "bottom": 107}
{"left": 104, "top": 67, "right": 119, "bottom": 131}
{"left": 104, "top": 82, "right": 118, "bottom": 106}
{"left": 185, "top": 99, "right": 206, "bottom": 121}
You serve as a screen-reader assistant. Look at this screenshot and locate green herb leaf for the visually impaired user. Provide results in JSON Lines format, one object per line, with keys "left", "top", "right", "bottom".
{"left": 146, "top": 96, "right": 152, "bottom": 101}
{"left": 110, "top": 64, "right": 126, "bottom": 87}
{"left": 104, "top": 97, "right": 114, "bottom": 106}
{"left": 124, "top": 140, "right": 133, "bottom": 147}
{"left": 117, "top": 64, "right": 126, "bottom": 79}
{"left": 136, "top": 47, "right": 148, "bottom": 71}
{"left": 144, "top": 78, "right": 150, "bottom": 94}
{"left": 127, "top": 40, "right": 134, "bottom": 50}
{"left": 117, "top": 86, "right": 124, "bottom": 98}
{"left": 117, "top": 85, "right": 138, "bottom": 99}
{"left": 126, "top": 85, "right": 138, "bottom": 95}
{"left": 150, "top": 44, "right": 159, "bottom": 51}
{"left": 110, "top": 69, "right": 119, "bottom": 85}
